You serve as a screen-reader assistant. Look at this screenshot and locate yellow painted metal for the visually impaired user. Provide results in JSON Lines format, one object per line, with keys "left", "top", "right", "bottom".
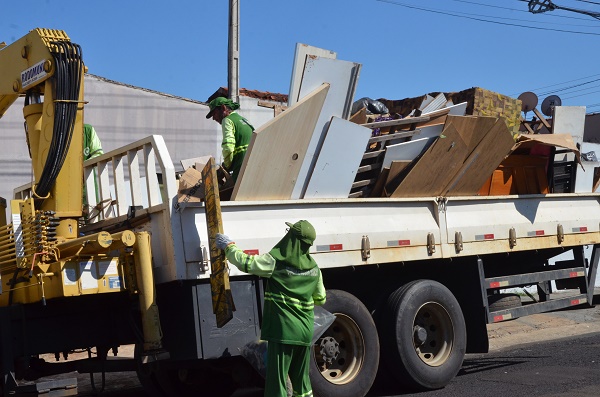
{"left": 202, "top": 158, "right": 235, "bottom": 328}
{"left": 55, "top": 231, "right": 112, "bottom": 259}
{"left": 34, "top": 77, "right": 84, "bottom": 218}
{"left": 0, "top": 256, "right": 128, "bottom": 306}
{"left": 1, "top": 28, "right": 83, "bottom": 217}
{"left": 0, "top": 28, "right": 68, "bottom": 98}
{"left": 133, "top": 231, "right": 163, "bottom": 351}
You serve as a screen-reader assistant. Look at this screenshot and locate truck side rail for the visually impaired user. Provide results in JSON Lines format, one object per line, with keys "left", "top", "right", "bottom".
{"left": 82, "top": 134, "right": 178, "bottom": 221}
{"left": 13, "top": 135, "right": 178, "bottom": 220}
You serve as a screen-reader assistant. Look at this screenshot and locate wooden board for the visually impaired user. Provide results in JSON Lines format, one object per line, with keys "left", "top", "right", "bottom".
{"left": 232, "top": 83, "right": 330, "bottom": 200}
{"left": 350, "top": 106, "right": 367, "bottom": 125}
{"left": 443, "top": 119, "right": 516, "bottom": 196}
{"left": 444, "top": 115, "right": 498, "bottom": 154}
{"left": 304, "top": 117, "right": 372, "bottom": 198}
{"left": 288, "top": 43, "right": 336, "bottom": 107}
{"left": 478, "top": 155, "right": 550, "bottom": 196}
{"left": 202, "top": 158, "right": 234, "bottom": 328}
{"left": 390, "top": 124, "right": 469, "bottom": 198}
{"left": 291, "top": 57, "right": 361, "bottom": 199}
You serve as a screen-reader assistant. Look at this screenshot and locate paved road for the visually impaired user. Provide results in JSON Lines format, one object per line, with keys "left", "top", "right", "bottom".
{"left": 371, "top": 332, "right": 600, "bottom": 397}
{"left": 28, "top": 293, "right": 600, "bottom": 396}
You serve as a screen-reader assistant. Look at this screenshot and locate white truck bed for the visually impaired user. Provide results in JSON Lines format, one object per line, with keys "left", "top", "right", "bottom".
{"left": 61, "top": 135, "right": 600, "bottom": 284}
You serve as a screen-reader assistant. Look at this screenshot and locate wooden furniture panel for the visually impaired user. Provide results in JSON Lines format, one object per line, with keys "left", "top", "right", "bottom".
{"left": 232, "top": 83, "right": 330, "bottom": 201}
{"left": 390, "top": 123, "right": 469, "bottom": 198}
{"left": 478, "top": 155, "right": 549, "bottom": 196}
{"left": 443, "top": 119, "right": 516, "bottom": 196}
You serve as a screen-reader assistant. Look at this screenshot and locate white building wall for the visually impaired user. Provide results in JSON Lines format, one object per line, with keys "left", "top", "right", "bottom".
{"left": 0, "top": 74, "right": 282, "bottom": 209}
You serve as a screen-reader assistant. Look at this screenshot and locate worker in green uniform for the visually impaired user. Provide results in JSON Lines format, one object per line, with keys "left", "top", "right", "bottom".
{"left": 83, "top": 124, "right": 104, "bottom": 160}
{"left": 215, "top": 220, "right": 326, "bottom": 397}
{"left": 206, "top": 97, "right": 254, "bottom": 183}
{"left": 82, "top": 124, "right": 104, "bottom": 211}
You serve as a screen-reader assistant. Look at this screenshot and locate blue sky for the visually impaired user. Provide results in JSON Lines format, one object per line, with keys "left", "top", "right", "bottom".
{"left": 2, "top": 0, "right": 600, "bottom": 114}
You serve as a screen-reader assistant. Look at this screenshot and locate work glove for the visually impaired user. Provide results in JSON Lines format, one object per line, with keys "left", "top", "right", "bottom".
{"left": 215, "top": 233, "right": 233, "bottom": 250}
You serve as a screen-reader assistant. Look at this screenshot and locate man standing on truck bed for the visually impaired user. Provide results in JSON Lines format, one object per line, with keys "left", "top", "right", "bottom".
{"left": 216, "top": 220, "right": 326, "bottom": 397}
{"left": 206, "top": 97, "right": 254, "bottom": 183}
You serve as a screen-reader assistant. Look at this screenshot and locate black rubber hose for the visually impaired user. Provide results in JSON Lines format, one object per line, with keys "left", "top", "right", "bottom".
{"left": 35, "top": 41, "right": 83, "bottom": 198}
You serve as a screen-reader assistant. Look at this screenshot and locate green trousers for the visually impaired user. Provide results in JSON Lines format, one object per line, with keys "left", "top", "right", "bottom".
{"left": 265, "top": 341, "right": 312, "bottom": 397}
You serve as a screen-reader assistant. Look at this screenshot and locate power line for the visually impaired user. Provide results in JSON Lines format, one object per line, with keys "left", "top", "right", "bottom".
{"left": 376, "top": 0, "right": 600, "bottom": 35}
{"left": 574, "top": 0, "right": 600, "bottom": 6}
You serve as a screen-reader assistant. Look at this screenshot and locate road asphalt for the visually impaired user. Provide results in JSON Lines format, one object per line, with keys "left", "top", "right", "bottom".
{"left": 30, "top": 289, "right": 600, "bottom": 396}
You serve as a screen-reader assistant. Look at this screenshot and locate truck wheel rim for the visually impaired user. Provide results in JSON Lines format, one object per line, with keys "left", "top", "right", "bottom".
{"left": 412, "top": 302, "right": 453, "bottom": 367}
{"left": 314, "top": 313, "right": 365, "bottom": 385}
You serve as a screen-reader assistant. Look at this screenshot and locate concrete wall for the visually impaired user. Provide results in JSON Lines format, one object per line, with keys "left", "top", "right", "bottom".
{"left": 0, "top": 74, "right": 281, "bottom": 209}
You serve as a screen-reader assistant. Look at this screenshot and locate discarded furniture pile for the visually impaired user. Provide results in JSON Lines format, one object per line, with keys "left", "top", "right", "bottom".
{"left": 181, "top": 45, "right": 590, "bottom": 202}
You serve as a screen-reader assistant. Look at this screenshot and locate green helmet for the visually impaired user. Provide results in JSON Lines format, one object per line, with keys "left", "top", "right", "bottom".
{"left": 285, "top": 220, "right": 316, "bottom": 245}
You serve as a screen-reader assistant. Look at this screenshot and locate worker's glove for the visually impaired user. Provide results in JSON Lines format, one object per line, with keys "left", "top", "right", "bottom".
{"left": 215, "top": 233, "right": 233, "bottom": 250}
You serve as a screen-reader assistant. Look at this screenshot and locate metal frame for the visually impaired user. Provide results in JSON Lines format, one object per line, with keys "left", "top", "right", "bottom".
{"left": 478, "top": 244, "right": 599, "bottom": 324}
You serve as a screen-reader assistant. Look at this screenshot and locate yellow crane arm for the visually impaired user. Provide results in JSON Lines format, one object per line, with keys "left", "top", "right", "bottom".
{"left": 0, "top": 28, "right": 85, "bottom": 216}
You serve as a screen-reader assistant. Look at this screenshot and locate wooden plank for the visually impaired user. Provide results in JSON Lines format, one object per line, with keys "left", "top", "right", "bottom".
{"left": 443, "top": 119, "right": 516, "bottom": 196}
{"left": 361, "top": 116, "right": 430, "bottom": 129}
{"left": 368, "top": 129, "right": 420, "bottom": 144}
{"left": 232, "top": 83, "right": 330, "bottom": 201}
{"left": 349, "top": 106, "right": 367, "bottom": 125}
{"left": 202, "top": 158, "right": 235, "bottom": 328}
{"left": 362, "top": 150, "right": 384, "bottom": 159}
{"left": 352, "top": 178, "right": 377, "bottom": 189}
{"left": 357, "top": 162, "right": 383, "bottom": 173}
{"left": 304, "top": 117, "right": 372, "bottom": 198}
{"left": 390, "top": 123, "right": 469, "bottom": 198}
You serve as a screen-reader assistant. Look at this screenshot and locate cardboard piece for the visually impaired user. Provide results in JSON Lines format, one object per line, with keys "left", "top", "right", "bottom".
{"left": 177, "top": 167, "right": 204, "bottom": 203}
{"left": 512, "top": 134, "right": 581, "bottom": 165}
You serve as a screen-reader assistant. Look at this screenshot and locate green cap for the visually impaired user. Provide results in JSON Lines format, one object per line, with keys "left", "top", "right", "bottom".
{"left": 206, "top": 97, "right": 240, "bottom": 119}
{"left": 285, "top": 220, "right": 316, "bottom": 245}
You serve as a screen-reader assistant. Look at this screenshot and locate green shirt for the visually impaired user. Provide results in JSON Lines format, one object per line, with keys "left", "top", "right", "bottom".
{"left": 224, "top": 244, "right": 326, "bottom": 346}
{"left": 221, "top": 112, "right": 254, "bottom": 182}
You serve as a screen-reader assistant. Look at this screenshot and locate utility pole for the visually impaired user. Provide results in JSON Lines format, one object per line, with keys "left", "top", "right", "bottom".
{"left": 228, "top": 0, "right": 240, "bottom": 103}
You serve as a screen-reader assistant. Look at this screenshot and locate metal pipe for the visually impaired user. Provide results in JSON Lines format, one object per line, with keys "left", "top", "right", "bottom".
{"left": 133, "top": 231, "right": 163, "bottom": 352}
{"left": 55, "top": 231, "right": 112, "bottom": 259}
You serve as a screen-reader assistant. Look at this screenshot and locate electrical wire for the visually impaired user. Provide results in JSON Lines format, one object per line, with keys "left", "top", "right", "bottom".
{"left": 376, "top": 0, "right": 600, "bottom": 35}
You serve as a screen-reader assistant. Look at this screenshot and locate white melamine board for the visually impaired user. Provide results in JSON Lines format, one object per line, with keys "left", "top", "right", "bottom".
{"left": 421, "top": 93, "right": 447, "bottom": 114}
{"left": 304, "top": 117, "right": 372, "bottom": 199}
{"left": 575, "top": 142, "right": 600, "bottom": 193}
{"left": 552, "top": 106, "right": 586, "bottom": 146}
{"left": 288, "top": 43, "right": 337, "bottom": 107}
{"left": 291, "top": 56, "right": 362, "bottom": 199}
{"left": 447, "top": 101, "right": 468, "bottom": 116}
{"left": 232, "top": 83, "right": 330, "bottom": 201}
{"left": 382, "top": 138, "right": 433, "bottom": 168}
{"left": 419, "top": 94, "right": 435, "bottom": 110}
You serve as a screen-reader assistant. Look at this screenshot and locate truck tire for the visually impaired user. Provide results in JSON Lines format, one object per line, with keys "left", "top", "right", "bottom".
{"left": 134, "top": 343, "right": 167, "bottom": 397}
{"left": 380, "top": 280, "right": 466, "bottom": 391}
{"left": 310, "top": 290, "right": 379, "bottom": 397}
{"left": 488, "top": 293, "right": 522, "bottom": 312}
